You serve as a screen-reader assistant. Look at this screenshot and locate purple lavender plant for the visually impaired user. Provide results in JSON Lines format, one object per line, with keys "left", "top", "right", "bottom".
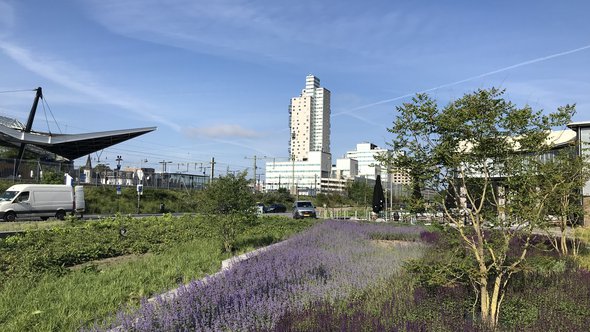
{"left": 99, "top": 221, "right": 424, "bottom": 331}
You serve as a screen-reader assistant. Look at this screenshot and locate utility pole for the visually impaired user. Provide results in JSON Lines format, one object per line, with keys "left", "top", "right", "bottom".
{"left": 210, "top": 157, "right": 216, "bottom": 183}
{"left": 159, "top": 160, "right": 172, "bottom": 173}
{"left": 137, "top": 158, "right": 148, "bottom": 187}
{"left": 314, "top": 173, "right": 317, "bottom": 196}
{"left": 159, "top": 160, "right": 172, "bottom": 188}
{"left": 115, "top": 155, "right": 123, "bottom": 212}
{"left": 291, "top": 155, "right": 295, "bottom": 196}
{"left": 199, "top": 163, "right": 211, "bottom": 176}
{"left": 115, "top": 155, "right": 123, "bottom": 177}
{"left": 115, "top": 155, "right": 123, "bottom": 188}
{"left": 245, "top": 155, "right": 269, "bottom": 192}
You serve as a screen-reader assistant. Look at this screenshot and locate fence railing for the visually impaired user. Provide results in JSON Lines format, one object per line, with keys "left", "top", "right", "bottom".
{"left": 0, "top": 158, "right": 209, "bottom": 190}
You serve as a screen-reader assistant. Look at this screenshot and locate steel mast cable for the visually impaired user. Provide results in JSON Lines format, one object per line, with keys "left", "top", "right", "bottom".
{"left": 41, "top": 97, "right": 62, "bottom": 134}
{"left": 0, "top": 89, "right": 36, "bottom": 94}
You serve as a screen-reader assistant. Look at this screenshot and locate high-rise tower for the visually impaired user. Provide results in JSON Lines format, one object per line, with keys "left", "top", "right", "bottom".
{"left": 289, "top": 74, "right": 331, "bottom": 161}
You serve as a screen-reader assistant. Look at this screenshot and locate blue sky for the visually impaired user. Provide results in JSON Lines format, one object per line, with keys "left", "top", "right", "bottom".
{"left": 0, "top": 0, "right": 589, "bottom": 177}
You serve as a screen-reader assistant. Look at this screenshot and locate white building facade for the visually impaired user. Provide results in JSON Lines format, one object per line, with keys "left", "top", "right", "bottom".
{"left": 342, "top": 142, "right": 411, "bottom": 191}
{"left": 289, "top": 74, "right": 331, "bottom": 161}
{"left": 333, "top": 157, "right": 358, "bottom": 180}
{"left": 344, "top": 143, "right": 409, "bottom": 184}
{"left": 266, "top": 75, "right": 332, "bottom": 195}
{"left": 265, "top": 151, "right": 331, "bottom": 195}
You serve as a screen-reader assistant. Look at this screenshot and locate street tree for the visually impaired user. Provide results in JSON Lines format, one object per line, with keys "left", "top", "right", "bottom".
{"left": 346, "top": 180, "right": 372, "bottom": 206}
{"left": 372, "top": 174, "right": 385, "bottom": 215}
{"left": 41, "top": 169, "right": 64, "bottom": 184}
{"left": 378, "top": 87, "right": 575, "bottom": 328}
{"left": 200, "top": 172, "right": 257, "bottom": 253}
{"left": 538, "top": 148, "right": 590, "bottom": 255}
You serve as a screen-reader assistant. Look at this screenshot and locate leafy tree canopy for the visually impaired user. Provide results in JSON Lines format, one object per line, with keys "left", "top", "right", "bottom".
{"left": 378, "top": 87, "right": 576, "bottom": 328}
{"left": 200, "top": 172, "right": 257, "bottom": 252}
{"left": 41, "top": 169, "right": 64, "bottom": 184}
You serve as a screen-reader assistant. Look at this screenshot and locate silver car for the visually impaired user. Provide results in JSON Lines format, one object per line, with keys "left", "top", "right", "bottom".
{"left": 293, "top": 201, "right": 317, "bottom": 219}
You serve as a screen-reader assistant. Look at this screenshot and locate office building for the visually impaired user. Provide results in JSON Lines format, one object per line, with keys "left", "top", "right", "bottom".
{"left": 289, "top": 74, "right": 331, "bottom": 161}
{"left": 266, "top": 75, "right": 332, "bottom": 194}
{"left": 344, "top": 142, "right": 411, "bottom": 186}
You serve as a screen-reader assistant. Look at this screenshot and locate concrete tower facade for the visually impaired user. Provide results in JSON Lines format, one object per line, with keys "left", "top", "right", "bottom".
{"left": 289, "top": 74, "right": 331, "bottom": 161}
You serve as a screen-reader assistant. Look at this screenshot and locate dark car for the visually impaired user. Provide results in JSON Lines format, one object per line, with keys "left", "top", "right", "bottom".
{"left": 266, "top": 203, "right": 287, "bottom": 213}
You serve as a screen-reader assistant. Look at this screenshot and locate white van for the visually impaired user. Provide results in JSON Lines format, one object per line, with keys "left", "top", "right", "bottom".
{"left": 0, "top": 184, "right": 85, "bottom": 222}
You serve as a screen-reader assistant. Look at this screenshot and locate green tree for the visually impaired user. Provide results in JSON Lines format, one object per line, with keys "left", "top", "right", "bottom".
{"left": 314, "top": 192, "right": 348, "bottom": 208}
{"left": 538, "top": 148, "right": 590, "bottom": 255}
{"left": 378, "top": 87, "right": 575, "bottom": 328}
{"left": 200, "top": 172, "right": 257, "bottom": 252}
{"left": 408, "top": 176, "right": 426, "bottom": 214}
{"left": 256, "top": 187, "right": 294, "bottom": 206}
{"left": 41, "top": 169, "right": 64, "bottom": 184}
{"left": 346, "top": 180, "right": 372, "bottom": 206}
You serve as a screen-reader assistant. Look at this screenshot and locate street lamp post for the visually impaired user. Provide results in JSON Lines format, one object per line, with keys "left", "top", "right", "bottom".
{"left": 138, "top": 158, "right": 148, "bottom": 187}
{"left": 115, "top": 156, "right": 123, "bottom": 212}
{"left": 115, "top": 155, "right": 123, "bottom": 185}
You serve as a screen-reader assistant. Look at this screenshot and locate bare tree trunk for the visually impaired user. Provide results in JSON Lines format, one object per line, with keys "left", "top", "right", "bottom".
{"left": 479, "top": 273, "right": 504, "bottom": 329}
{"left": 480, "top": 278, "right": 491, "bottom": 326}
{"left": 560, "top": 224, "right": 569, "bottom": 255}
{"left": 490, "top": 274, "right": 503, "bottom": 327}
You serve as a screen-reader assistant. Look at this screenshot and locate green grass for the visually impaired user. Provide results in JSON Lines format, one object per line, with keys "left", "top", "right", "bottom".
{"left": 0, "top": 215, "right": 315, "bottom": 331}
{"left": 0, "top": 220, "right": 65, "bottom": 232}
{"left": 574, "top": 227, "right": 590, "bottom": 269}
{"left": 0, "top": 238, "right": 225, "bottom": 331}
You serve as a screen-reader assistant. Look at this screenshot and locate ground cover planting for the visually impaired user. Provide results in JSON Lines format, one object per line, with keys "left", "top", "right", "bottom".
{"left": 274, "top": 228, "right": 590, "bottom": 331}
{"left": 98, "top": 221, "right": 425, "bottom": 331}
{"left": 0, "top": 214, "right": 314, "bottom": 331}
{"left": 0, "top": 214, "right": 211, "bottom": 281}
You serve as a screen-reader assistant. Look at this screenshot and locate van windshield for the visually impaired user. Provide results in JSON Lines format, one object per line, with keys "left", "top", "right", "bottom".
{"left": 296, "top": 201, "right": 313, "bottom": 208}
{"left": 0, "top": 191, "right": 18, "bottom": 201}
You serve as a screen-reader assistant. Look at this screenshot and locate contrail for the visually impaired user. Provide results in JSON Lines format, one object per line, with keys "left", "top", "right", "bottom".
{"left": 333, "top": 43, "right": 590, "bottom": 117}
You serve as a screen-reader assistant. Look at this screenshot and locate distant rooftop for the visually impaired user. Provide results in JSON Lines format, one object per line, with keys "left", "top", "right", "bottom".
{"left": 0, "top": 115, "right": 25, "bottom": 130}
{"left": 547, "top": 129, "right": 576, "bottom": 148}
{"left": 567, "top": 121, "right": 590, "bottom": 129}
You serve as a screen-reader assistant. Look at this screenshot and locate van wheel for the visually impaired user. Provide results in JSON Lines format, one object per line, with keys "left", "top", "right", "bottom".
{"left": 4, "top": 212, "right": 16, "bottom": 222}
{"left": 55, "top": 210, "right": 66, "bottom": 220}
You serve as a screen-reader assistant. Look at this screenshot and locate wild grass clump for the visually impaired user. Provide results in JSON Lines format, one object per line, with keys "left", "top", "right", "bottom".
{"left": 0, "top": 215, "right": 314, "bottom": 331}
{"left": 100, "top": 221, "right": 425, "bottom": 331}
{"left": 0, "top": 238, "right": 224, "bottom": 332}
{"left": 0, "top": 214, "right": 209, "bottom": 282}
{"left": 83, "top": 186, "right": 198, "bottom": 214}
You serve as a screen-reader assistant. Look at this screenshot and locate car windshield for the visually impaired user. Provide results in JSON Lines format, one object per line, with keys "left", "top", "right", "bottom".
{"left": 297, "top": 202, "right": 313, "bottom": 208}
{"left": 0, "top": 191, "right": 17, "bottom": 201}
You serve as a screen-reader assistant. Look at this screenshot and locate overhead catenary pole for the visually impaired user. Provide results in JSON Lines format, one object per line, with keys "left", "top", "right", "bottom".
{"left": 245, "top": 155, "right": 268, "bottom": 191}
{"left": 291, "top": 155, "right": 295, "bottom": 195}
{"left": 210, "top": 157, "right": 215, "bottom": 182}
{"left": 314, "top": 173, "right": 317, "bottom": 196}
{"left": 159, "top": 160, "right": 172, "bottom": 188}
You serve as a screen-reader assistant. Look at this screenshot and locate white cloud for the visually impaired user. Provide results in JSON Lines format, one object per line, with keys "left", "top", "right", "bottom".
{"left": 83, "top": 0, "right": 429, "bottom": 67}
{"left": 0, "top": 40, "right": 182, "bottom": 132}
{"left": 184, "top": 124, "right": 262, "bottom": 139}
{"left": 0, "top": 1, "right": 14, "bottom": 38}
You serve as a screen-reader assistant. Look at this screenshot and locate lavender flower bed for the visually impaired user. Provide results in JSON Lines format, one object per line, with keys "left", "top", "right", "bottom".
{"left": 102, "top": 221, "right": 424, "bottom": 331}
